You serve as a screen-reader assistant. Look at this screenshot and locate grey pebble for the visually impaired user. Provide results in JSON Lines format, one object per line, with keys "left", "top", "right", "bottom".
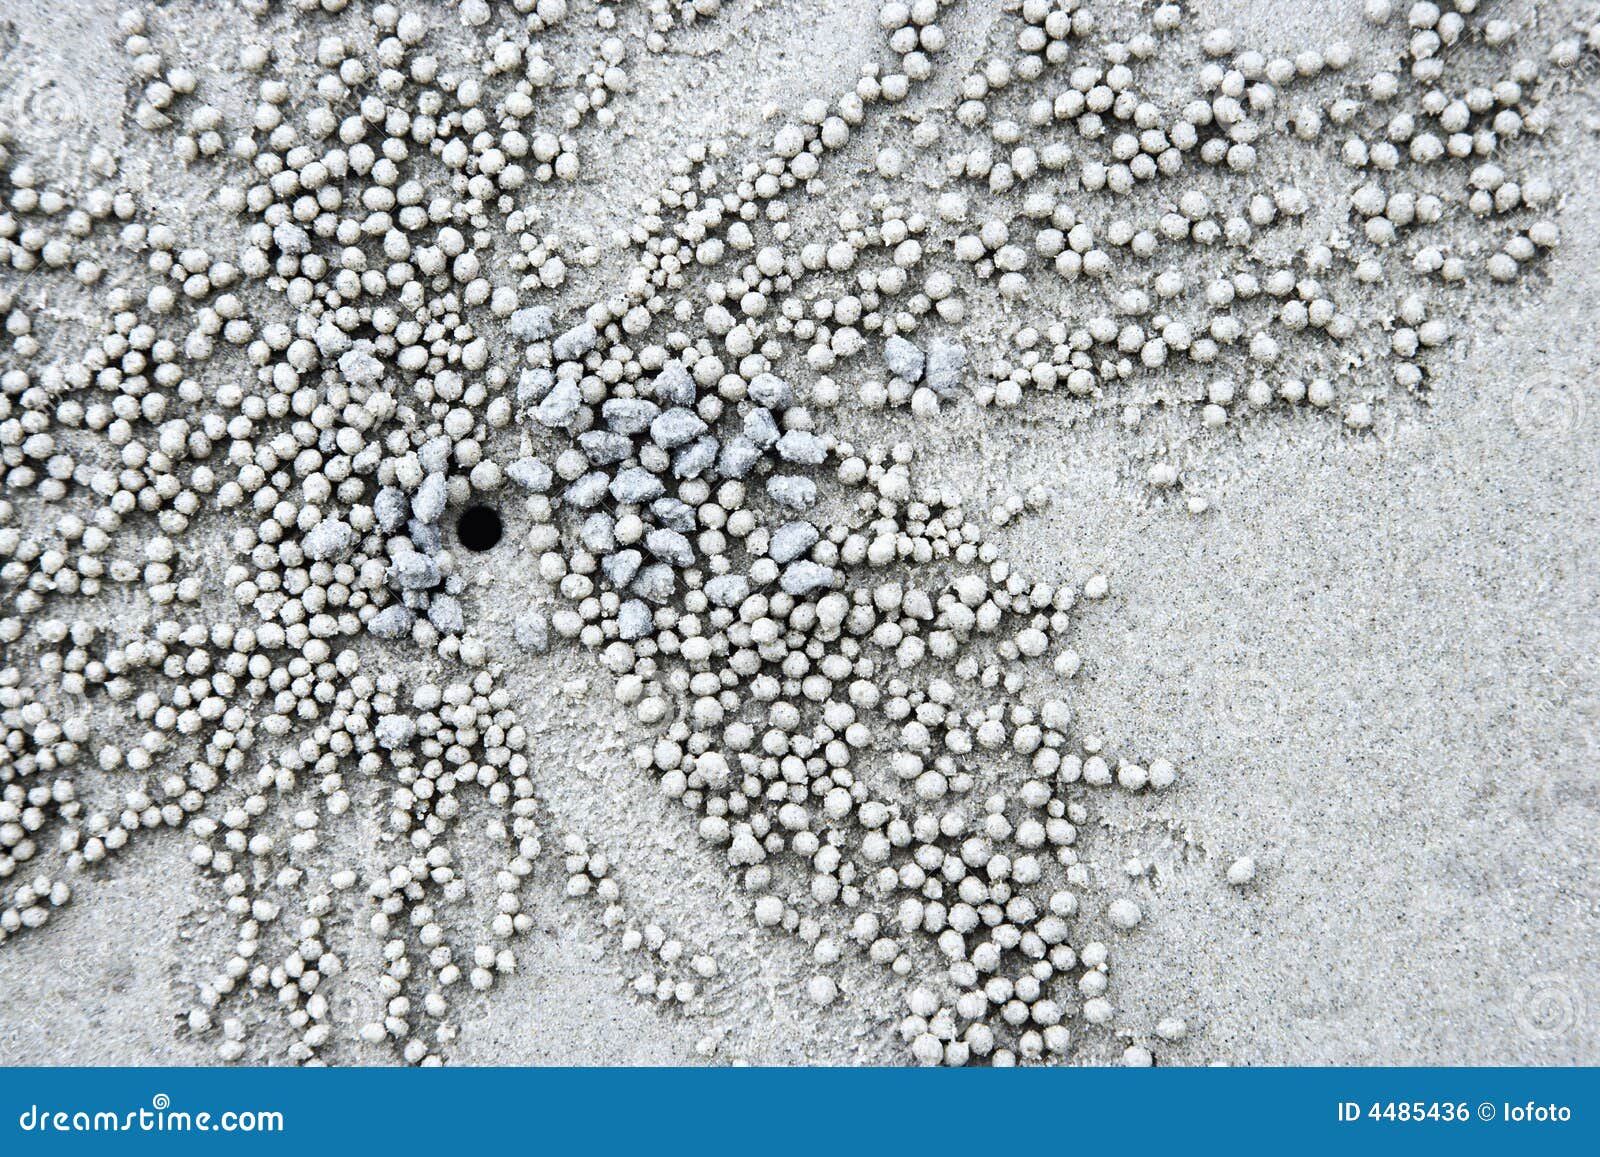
{"left": 375, "top": 714, "right": 416, "bottom": 750}
{"left": 273, "top": 221, "right": 310, "bottom": 256}
{"left": 673, "top": 436, "right": 719, "bottom": 479}
{"left": 303, "top": 518, "right": 353, "bottom": 562}
{"left": 564, "top": 471, "right": 612, "bottom": 509}
{"left": 776, "top": 430, "right": 827, "bottom": 464}
{"left": 781, "top": 560, "right": 839, "bottom": 596}
{"left": 743, "top": 407, "right": 780, "bottom": 448}
{"left": 579, "top": 429, "right": 633, "bottom": 465}
{"left": 368, "top": 604, "right": 414, "bottom": 639}
{"left": 748, "top": 372, "right": 792, "bottom": 409}
{"left": 632, "top": 563, "right": 676, "bottom": 603}
{"left": 513, "top": 608, "right": 550, "bottom": 652}
{"left": 408, "top": 520, "right": 442, "bottom": 556}
{"left": 645, "top": 527, "right": 695, "bottom": 567}
{"left": 428, "top": 594, "right": 465, "bottom": 635}
{"left": 769, "top": 521, "right": 819, "bottom": 564}
{"left": 602, "top": 397, "right": 660, "bottom": 435}
{"left": 767, "top": 475, "right": 819, "bottom": 510}
{"left": 507, "top": 458, "right": 553, "bottom": 491}
{"left": 374, "top": 487, "right": 409, "bottom": 532}
{"left": 580, "top": 513, "right": 617, "bottom": 553}
{"left": 418, "top": 436, "right": 452, "bottom": 474}
{"left": 536, "top": 379, "right": 584, "bottom": 428}
{"left": 650, "top": 497, "right": 696, "bottom": 532}
{"left": 651, "top": 407, "right": 708, "bottom": 449}
{"left": 602, "top": 549, "right": 642, "bottom": 586}
{"left": 885, "top": 334, "right": 925, "bottom": 381}
{"left": 617, "top": 599, "right": 653, "bottom": 641}
{"left": 703, "top": 573, "right": 750, "bottom": 608}
{"left": 517, "top": 367, "right": 554, "bottom": 406}
{"left": 654, "top": 360, "right": 696, "bottom": 406}
{"left": 338, "top": 347, "right": 383, "bottom": 388}
{"left": 412, "top": 472, "right": 448, "bottom": 524}
{"left": 610, "top": 465, "right": 665, "bottom": 504}
{"left": 390, "top": 552, "right": 441, "bottom": 591}
{"left": 509, "top": 305, "right": 554, "bottom": 341}
{"left": 925, "top": 337, "right": 968, "bottom": 396}
{"left": 552, "top": 321, "right": 598, "bottom": 362}
{"left": 717, "top": 437, "right": 762, "bottom": 479}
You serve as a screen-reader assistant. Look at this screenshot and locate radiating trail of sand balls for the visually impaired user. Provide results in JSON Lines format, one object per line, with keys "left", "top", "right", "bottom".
{"left": 0, "top": 0, "right": 1586, "bottom": 1063}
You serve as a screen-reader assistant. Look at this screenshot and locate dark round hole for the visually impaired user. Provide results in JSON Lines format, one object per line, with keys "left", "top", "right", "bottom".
{"left": 456, "top": 505, "right": 503, "bottom": 552}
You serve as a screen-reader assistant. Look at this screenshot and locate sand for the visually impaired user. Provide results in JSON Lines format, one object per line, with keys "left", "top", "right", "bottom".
{"left": 0, "top": 0, "right": 1594, "bottom": 1065}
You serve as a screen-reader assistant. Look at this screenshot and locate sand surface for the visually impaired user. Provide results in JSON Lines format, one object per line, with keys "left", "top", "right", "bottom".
{"left": 0, "top": 0, "right": 1595, "bottom": 1065}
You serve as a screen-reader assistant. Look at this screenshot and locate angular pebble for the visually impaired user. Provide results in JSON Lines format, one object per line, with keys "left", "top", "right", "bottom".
{"left": 536, "top": 379, "right": 584, "bottom": 428}
{"left": 651, "top": 406, "right": 708, "bottom": 449}
{"left": 579, "top": 429, "right": 633, "bottom": 465}
{"left": 610, "top": 465, "right": 665, "bottom": 504}
{"left": 654, "top": 360, "right": 696, "bottom": 406}
{"left": 273, "top": 220, "right": 310, "bottom": 256}
{"left": 781, "top": 560, "right": 839, "bottom": 596}
{"left": 769, "top": 521, "right": 819, "bottom": 564}
{"left": 408, "top": 520, "right": 442, "bottom": 556}
{"left": 743, "top": 407, "right": 780, "bottom": 448}
{"left": 650, "top": 496, "right": 697, "bottom": 532}
{"left": 375, "top": 714, "right": 416, "bottom": 750}
{"left": 717, "top": 437, "right": 762, "bottom": 479}
{"left": 645, "top": 527, "right": 695, "bottom": 567}
{"left": 507, "top": 457, "right": 553, "bottom": 491}
{"left": 508, "top": 305, "right": 554, "bottom": 341}
{"left": 412, "top": 472, "right": 447, "bottom": 524}
{"left": 748, "top": 372, "right": 792, "bottom": 409}
{"left": 564, "top": 471, "right": 612, "bottom": 509}
{"left": 925, "top": 338, "right": 968, "bottom": 396}
{"left": 632, "top": 563, "right": 676, "bottom": 603}
{"left": 602, "top": 397, "right": 660, "bottom": 435}
{"left": 673, "top": 436, "right": 719, "bottom": 479}
{"left": 303, "top": 518, "right": 353, "bottom": 562}
{"left": 338, "top": 347, "right": 383, "bottom": 387}
{"left": 417, "top": 435, "right": 452, "bottom": 474}
{"left": 390, "top": 552, "right": 441, "bottom": 591}
{"left": 552, "top": 321, "right": 597, "bottom": 362}
{"left": 517, "top": 367, "right": 554, "bottom": 406}
{"left": 767, "top": 475, "right": 819, "bottom": 510}
{"left": 580, "top": 512, "right": 617, "bottom": 553}
{"left": 374, "top": 487, "right": 409, "bottom": 532}
{"left": 776, "top": 430, "right": 827, "bottom": 464}
{"left": 617, "top": 599, "right": 653, "bottom": 641}
{"left": 885, "top": 334, "right": 925, "bottom": 381}
{"left": 703, "top": 573, "right": 750, "bottom": 608}
{"left": 428, "top": 594, "right": 465, "bottom": 635}
{"left": 368, "top": 604, "right": 414, "bottom": 639}
{"left": 602, "top": 549, "right": 642, "bottom": 587}
{"left": 513, "top": 608, "right": 550, "bottom": 652}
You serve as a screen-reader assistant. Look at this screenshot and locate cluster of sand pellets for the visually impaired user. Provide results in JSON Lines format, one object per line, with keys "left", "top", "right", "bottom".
{"left": 0, "top": 0, "right": 1587, "bottom": 1064}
